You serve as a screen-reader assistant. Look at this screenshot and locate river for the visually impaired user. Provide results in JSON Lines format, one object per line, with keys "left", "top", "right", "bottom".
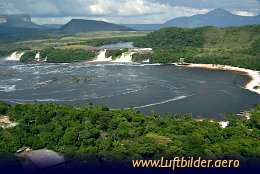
{"left": 0, "top": 57, "right": 259, "bottom": 120}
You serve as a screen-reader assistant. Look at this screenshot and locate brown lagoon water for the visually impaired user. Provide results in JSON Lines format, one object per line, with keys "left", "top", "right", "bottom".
{"left": 0, "top": 58, "right": 260, "bottom": 120}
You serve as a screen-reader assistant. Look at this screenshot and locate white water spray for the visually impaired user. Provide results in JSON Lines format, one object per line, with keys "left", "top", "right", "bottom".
{"left": 142, "top": 59, "right": 150, "bottom": 63}
{"left": 94, "top": 49, "right": 112, "bottom": 62}
{"left": 35, "top": 52, "right": 41, "bottom": 62}
{"left": 113, "top": 52, "right": 134, "bottom": 63}
{"left": 35, "top": 52, "right": 40, "bottom": 59}
{"left": 6, "top": 52, "right": 24, "bottom": 61}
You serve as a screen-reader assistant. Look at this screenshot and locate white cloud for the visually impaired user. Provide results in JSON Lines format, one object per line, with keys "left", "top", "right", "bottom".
{"left": 0, "top": 1, "right": 21, "bottom": 14}
{"left": 2, "top": 0, "right": 259, "bottom": 24}
{"left": 117, "top": 0, "right": 170, "bottom": 16}
{"left": 89, "top": 0, "right": 114, "bottom": 15}
{"left": 232, "top": 10, "right": 256, "bottom": 16}
{"left": 33, "top": 7, "right": 210, "bottom": 24}
{"left": 32, "top": 2, "right": 211, "bottom": 24}
{"left": 24, "top": 1, "right": 61, "bottom": 16}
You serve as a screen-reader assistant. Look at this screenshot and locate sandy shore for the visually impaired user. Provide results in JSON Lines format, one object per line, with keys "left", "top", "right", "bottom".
{"left": 188, "top": 64, "right": 260, "bottom": 94}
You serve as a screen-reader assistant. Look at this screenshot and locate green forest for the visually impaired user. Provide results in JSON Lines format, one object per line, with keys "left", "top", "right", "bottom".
{"left": 133, "top": 25, "right": 260, "bottom": 70}
{"left": 78, "top": 36, "right": 142, "bottom": 47}
{"left": 0, "top": 101, "right": 259, "bottom": 167}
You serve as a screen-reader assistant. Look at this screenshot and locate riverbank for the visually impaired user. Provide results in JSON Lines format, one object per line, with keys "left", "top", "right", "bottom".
{"left": 187, "top": 64, "right": 260, "bottom": 94}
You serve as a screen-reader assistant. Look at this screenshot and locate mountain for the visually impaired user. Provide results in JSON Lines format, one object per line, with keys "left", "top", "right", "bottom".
{"left": 120, "top": 24, "right": 162, "bottom": 31}
{"left": 42, "top": 24, "right": 63, "bottom": 29}
{"left": 122, "top": 8, "right": 260, "bottom": 30}
{"left": 0, "top": 14, "right": 43, "bottom": 29}
{"left": 60, "top": 19, "right": 134, "bottom": 32}
{"left": 164, "top": 8, "right": 260, "bottom": 28}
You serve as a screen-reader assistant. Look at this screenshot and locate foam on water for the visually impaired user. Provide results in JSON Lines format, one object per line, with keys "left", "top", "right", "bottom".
{"left": 130, "top": 94, "right": 195, "bottom": 109}
{"left": 0, "top": 85, "right": 16, "bottom": 92}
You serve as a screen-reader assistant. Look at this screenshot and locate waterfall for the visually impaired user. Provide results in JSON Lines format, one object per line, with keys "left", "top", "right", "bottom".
{"left": 94, "top": 49, "right": 112, "bottom": 62}
{"left": 6, "top": 52, "right": 24, "bottom": 61}
{"left": 35, "top": 53, "right": 40, "bottom": 59}
{"left": 113, "top": 52, "right": 134, "bottom": 63}
{"left": 34, "top": 52, "right": 41, "bottom": 62}
{"left": 142, "top": 59, "right": 150, "bottom": 63}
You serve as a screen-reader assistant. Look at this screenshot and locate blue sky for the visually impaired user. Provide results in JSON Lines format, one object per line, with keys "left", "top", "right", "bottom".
{"left": 0, "top": 0, "right": 259, "bottom": 24}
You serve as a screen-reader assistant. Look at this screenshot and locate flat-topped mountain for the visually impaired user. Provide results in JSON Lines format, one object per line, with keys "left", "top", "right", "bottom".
{"left": 0, "top": 14, "right": 42, "bottom": 29}
{"left": 60, "top": 19, "right": 134, "bottom": 32}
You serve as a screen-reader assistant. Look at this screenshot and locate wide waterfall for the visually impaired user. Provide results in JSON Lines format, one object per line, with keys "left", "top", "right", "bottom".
{"left": 94, "top": 49, "right": 112, "bottom": 61}
{"left": 6, "top": 52, "right": 24, "bottom": 61}
{"left": 113, "top": 52, "right": 134, "bottom": 63}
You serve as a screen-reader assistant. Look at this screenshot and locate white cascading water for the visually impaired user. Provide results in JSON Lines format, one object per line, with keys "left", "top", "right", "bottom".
{"left": 113, "top": 52, "right": 134, "bottom": 63}
{"left": 94, "top": 49, "right": 112, "bottom": 61}
{"left": 34, "top": 52, "right": 41, "bottom": 62}
{"left": 6, "top": 52, "right": 24, "bottom": 61}
{"left": 142, "top": 59, "right": 150, "bottom": 63}
{"left": 35, "top": 52, "right": 40, "bottom": 59}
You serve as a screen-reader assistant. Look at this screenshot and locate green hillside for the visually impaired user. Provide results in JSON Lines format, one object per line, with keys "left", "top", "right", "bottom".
{"left": 134, "top": 25, "right": 260, "bottom": 70}
{"left": 0, "top": 101, "right": 260, "bottom": 167}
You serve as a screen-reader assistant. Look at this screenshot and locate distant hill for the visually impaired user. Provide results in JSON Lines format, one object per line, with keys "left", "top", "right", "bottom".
{"left": 122, "top": 8, "right": 260, "bottom": 30}
{"left": 42, "top": 24, "right": 63, "bottom": 29}
{"left": 0, "top": 14, "right": 43, "bottom": 29}
{"left": 60, "top": 19, "right": 134, "bottom": 32}
{"left": 120, "top": 24, "right": 162, "bottom": 31}
{"left": 165, "top": 8, "right": 260, "bottom": 28}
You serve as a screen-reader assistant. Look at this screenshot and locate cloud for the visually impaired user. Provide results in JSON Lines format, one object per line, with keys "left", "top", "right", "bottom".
{"left": 232, "top": 10, "right": 256, "bottom": 16}
{"left": 32, "top": 5, "right": 211, "bottom": 24}
{"left": 1, "top": 0, "right": 260, "bottom": 24}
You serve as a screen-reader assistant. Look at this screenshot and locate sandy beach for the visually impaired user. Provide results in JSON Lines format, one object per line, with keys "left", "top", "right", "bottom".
{"left": 188, "top": 64, "right": 260, "bottom": 94}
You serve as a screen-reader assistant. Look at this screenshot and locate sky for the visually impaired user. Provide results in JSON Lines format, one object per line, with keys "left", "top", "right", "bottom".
{"left": 0, "top": 0, "right": 260, "bottom": 24}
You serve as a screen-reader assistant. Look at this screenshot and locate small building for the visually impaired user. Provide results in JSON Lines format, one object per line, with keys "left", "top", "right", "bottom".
{"left": 23, "top": 149, "right": 66, "bottom": 170}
